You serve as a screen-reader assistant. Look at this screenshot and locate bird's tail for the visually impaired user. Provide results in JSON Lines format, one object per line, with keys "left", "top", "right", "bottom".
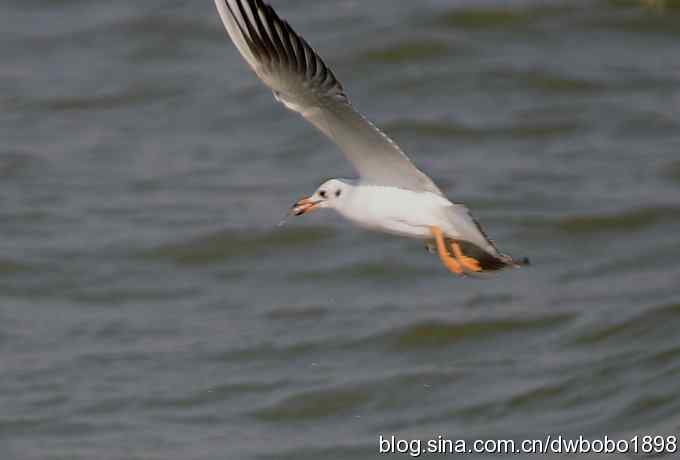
{"left": 450, "top": 239, "right": 530, "bottom": 272}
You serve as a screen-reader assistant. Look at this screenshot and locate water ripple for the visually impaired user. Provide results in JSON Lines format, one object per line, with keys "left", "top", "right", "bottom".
{"left": 361, "top": 40, "right": 451, "bottom": 64}
{"left": 556, "top": 206, "right": 680, "bottom": 234}
{"left": 383, "top": 314, "right": 574, "bottom": 349}
{"left": 142, "top": 227, "right": 336, "bottom": 266}
{"left": 36, "top": 86, "right": 183, "bottom": 112}
{"left": 570, "top": 302, "right": 680, "bottom": 346}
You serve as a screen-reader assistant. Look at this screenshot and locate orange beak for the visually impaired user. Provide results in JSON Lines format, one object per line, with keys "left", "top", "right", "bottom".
{"left": 291, "top": 196, "right": 321, "bottom": 216}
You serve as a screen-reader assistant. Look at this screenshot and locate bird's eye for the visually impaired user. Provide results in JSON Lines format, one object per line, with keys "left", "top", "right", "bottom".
{"left": 335, "top": 189, "right": 342, "bottom": 197}
{"left": 319, "top": 190, "right": 327, "bottom": 198}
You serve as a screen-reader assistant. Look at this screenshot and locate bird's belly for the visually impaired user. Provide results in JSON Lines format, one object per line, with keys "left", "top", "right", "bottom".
{"left": 354, "top": 215, "right": 432, "bottom": 238}
{"left": 335, "top": 186, "right": 461, "bottom": 240}
{"left": 341, "top": 193, "right": 441, "bottom": 239}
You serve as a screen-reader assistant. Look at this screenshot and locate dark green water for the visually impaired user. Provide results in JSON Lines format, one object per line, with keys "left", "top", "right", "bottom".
{"left": 2, "top": 1, "right": 680, "bottom": 459}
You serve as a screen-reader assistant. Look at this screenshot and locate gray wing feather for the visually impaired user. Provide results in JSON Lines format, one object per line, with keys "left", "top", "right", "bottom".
{"left": 214, "top": 0, "right": 443, "bottom": 195}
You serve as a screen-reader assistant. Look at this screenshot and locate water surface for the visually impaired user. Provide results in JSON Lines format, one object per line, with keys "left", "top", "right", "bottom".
{"left": 2, "top": 1, "right": 680, "bottom": 459}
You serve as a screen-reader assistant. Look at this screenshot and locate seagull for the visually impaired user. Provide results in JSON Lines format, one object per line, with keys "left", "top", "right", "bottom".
{"left": 213, "top": 0, "right": 529, "bottom": 276}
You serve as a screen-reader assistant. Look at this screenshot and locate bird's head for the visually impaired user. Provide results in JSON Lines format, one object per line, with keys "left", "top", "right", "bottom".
{"left": 290, "top": 179, "right": 350, "bottom": 216}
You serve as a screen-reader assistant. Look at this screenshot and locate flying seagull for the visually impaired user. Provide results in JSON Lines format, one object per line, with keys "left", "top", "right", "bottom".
{"left": 213, "top": 0, "right": 529, "bottom": 276}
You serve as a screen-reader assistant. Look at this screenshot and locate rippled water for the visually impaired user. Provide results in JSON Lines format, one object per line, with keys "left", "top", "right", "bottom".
{"left": 2, "top": 0, "right": 680, "bottom": 459}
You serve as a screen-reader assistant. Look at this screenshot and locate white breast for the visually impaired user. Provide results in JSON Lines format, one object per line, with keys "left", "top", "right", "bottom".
{"left": 334, "top": 185, "right": 456, "bottom": 239}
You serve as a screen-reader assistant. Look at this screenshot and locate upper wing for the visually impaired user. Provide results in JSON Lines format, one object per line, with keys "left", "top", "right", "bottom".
{"left": 214, "top": 0, "right": 443, "bottom": 195}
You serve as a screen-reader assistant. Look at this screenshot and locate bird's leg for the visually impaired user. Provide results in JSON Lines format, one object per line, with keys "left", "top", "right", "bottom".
{"left": 450, "top": 241, "right": 482, "bottom": 272}
{"left": 430, "top": 226, "right": 464, "bottom": 276}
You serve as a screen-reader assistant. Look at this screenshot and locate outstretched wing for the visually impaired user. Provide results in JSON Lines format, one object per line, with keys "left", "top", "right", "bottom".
{"left": 214, "top": 0, "right": 443, "bottom": 195}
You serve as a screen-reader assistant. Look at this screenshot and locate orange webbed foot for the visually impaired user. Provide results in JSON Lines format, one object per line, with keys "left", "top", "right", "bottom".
{"left": 430, "top": 226, "right": 464, "bottom": 276}
{"left": 450, "top": 241, "right": 482, "bottom": 273}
